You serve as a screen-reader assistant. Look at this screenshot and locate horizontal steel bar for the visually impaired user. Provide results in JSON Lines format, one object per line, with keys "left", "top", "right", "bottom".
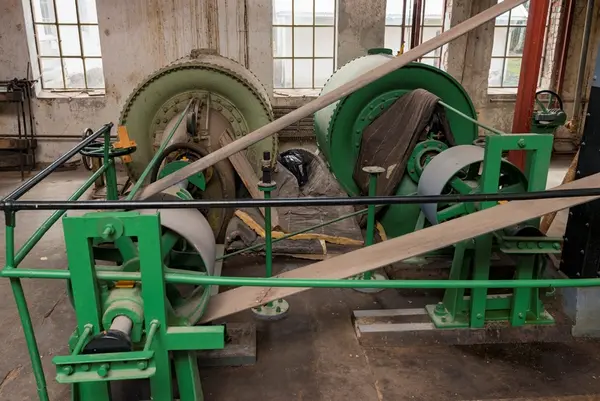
{"left": 1, "top": 186, "right": 600, "bottom": 211}
{"left": 13, "top": 162, "right": 110, "bottom": 267}
{"left": 2, "top": 267, "right": 600, "bottom": 290}
{"left": 3, "top": 123, "right": 112, "bottom": 201}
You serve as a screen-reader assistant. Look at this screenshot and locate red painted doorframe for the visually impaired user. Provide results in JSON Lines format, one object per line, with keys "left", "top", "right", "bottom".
{"left": 508, "top": 0, "right": 551, "bottom": 170}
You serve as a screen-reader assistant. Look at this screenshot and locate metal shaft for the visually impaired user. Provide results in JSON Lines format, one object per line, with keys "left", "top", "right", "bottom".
{"left": 110, "top": 315, "right": 133, "bottom": 336}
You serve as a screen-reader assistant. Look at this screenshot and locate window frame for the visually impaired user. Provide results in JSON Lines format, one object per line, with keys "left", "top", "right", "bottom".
{"left": 25, "top": 0, "right": 105, "bottom": 96}
{"left": 272, "top": 0, "right": 338, "bottom": 91}
{"left": 384, "top": 0, "right": 449, "bottom": 69}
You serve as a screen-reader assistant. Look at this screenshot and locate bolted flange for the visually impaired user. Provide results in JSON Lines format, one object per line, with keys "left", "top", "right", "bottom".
{"left": 251, "top": 299, "right": 290, "bottom": 321}
{"left": 348, "top": 272, "right": 388, "bottom": 294}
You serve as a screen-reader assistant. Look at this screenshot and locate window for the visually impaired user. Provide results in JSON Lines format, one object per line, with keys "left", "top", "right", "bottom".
{"left": 384, "top": 0, "right": 448, "bottom": 69}
{"left": 29, "top": 0, "right": 105, "bottom": 92}
{"left": 272, "top": 0, "right": 337, "bottom": 90}
{"left": 488, "top": 1, "right": 529, "bottom": 89}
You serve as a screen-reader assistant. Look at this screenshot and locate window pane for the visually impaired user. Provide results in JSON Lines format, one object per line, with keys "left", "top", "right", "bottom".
{"left": 315, "top": 0, "right": 335, "bottom": 25}
{"left": 32, "top": 0, "right": 56, "bottom": 23}
{"left": 488, "top": 58, "right": 504, "bottom": 87}
{"left": 293, "top": 27, "right": 313, "bottom": 57}
{"left": 77, "top": 0, "right": 98, "bottom": 23}
{"left": 63, "top": 58, "right": 85, "bottom": 88}
{"left": 294, "top": 0, "right": 313, "bottom": 25}
{"left": 273, "top": 59, "right": 292, "bottom": 88}
{"left": 404, "top": 28, "right": 412, "bottom": 51}
{"left": 423, "top": 0, "right": 443, "bottom": 26}
{"left": 36, "top": 25, "right": 60, "bottom": 56}
{"left": 294, "top": 59, "right": 313, "bottom": 88}
{"left": 510, "top": 3, "right": 528, "bottom": 25}
{"left": 420, "top": 58, "right": 437, "bottom": 67}
{"left": 422, "top": 27, "right": 442, "bottom": 57}
{"left": 496, "top": 4, "right": 509, "bottom": 27}
{"left": 273, "top": 27, "right": 292, "bottom": 57}
{"left": 314, "top": 58, "right": 333, "bottom": 88}
{"left": 492, "top": 27, "right": 508, "bottom": 57}
{"left": 85, "top": 58, "right": 104, "bottom": 88}
{"left": 314, "top": 27, "right": 334, "bottom": 57}
{"left": 384, "top": 27, "right": 402, "bottom": 54}
{"left": 56, "top": 0, "right": 78, "bottom": 23}
{"left": 503, "top": 58, "right": 522, "bottom": 87}
{"left": 59, "top": 25, "right": 81, "bottom": 56}
{"left": 81, "top": 25, "right": 101, "bottom": 56}
{"left": 40, "top": 58, "right": 64, "bottom": 88}
{"left": 385, "top": 0, "right": 406, "bottom": 25}
{"left": 506, "top": 26, "right": 525, "bottom": 56}
{"left": 273, "top": 0, "right": 292, "bottom": 25}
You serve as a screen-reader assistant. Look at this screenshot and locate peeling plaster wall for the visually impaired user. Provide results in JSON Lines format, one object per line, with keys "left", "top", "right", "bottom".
{"left": 337, "top": 0, "right": 387, "bottom": 67}
{"left": 1, "top": 0, "right": 598, "bottom": 164}
{"left": 0, "top": 0, "right": 271, "bottom": 163}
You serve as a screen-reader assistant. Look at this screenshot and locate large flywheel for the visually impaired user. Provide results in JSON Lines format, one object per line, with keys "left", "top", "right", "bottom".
{"left": 119, "top": 51, "right": 277, "bottom": 241}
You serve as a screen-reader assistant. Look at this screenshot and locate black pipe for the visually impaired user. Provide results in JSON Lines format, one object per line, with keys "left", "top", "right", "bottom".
{"left": 2, "top": 123, "right": 113, "bottom": 201}
{"left": 1, "top": 186, "right": 600, "bottom": 212}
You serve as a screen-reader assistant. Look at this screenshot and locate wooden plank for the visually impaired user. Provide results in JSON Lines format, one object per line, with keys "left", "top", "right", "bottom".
{"left": 199, "top": 173, "right": 600, "bottom": 323}
{"left": 219, "top": 130, "right": 280, "bottom": 229}
{"left": 137, "top": 0, "right": 528, "bottom": 200}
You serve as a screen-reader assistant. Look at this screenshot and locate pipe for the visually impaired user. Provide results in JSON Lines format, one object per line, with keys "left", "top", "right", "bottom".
{"left": 4, "top": 267, "right": 600, "bottom": 290}
{"left": 2, "top": 185, "right": 600, "bottom": 212}
{"left": 13, "top": 163, "right": 110, "bottom": 266}
{"left": 439, "top": 101, "right": 504, "bottom": 135}
{"left": 572, "top": 0, "right": 595, "bottom": 130}
{"left": 138, "top": 0, "right": 529, "bottom": 200}
{"left": 3, "top": 123, "right": 113, "bottom": 201}
{"left": 508, "top": 0, "right": 551, "bottom": 171}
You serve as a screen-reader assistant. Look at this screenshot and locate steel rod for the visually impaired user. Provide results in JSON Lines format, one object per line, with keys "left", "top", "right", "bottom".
{"left": 3, "top": 186, "right": 600, "bottom": 211}
{"left": 3, "top": 123, "right": 113, "bottom": 201}
{"left": 9, "top": 279, "right": 49, "bottom": 401}
{"left": 4, "top": 267, "right": 600, "bottom": 290}
{"left": 438, "top": 101, "right": 505, "bottom": 136}
{"left": 72, "top": 325, "right": 92, "bottom": 355}
{"left": 217, "top": 208, "right": 367, "bottom": 260}
{"left": 13, "top": 163, "right": 110, "bottom": 266}
{"left": 125, "top": 99, "right": 195, "bottom": 200}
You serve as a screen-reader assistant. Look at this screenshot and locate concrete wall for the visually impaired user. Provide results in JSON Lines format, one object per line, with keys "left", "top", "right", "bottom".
{"left": 337, "top": 0, "right": 386, "bottom": 67}
{"left": 0, "top": 0, "right": 272, "bottom": 163}
{"left": 0, "top": 0, "right": 599, "bottom": 163}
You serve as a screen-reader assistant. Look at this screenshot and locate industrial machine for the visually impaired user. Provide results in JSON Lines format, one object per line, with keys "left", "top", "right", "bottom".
{"left": 118, "top": 51, "right": 277, "bottom": 240}
{"left": 0, "top": 41, "right": 597, "bottom": 401}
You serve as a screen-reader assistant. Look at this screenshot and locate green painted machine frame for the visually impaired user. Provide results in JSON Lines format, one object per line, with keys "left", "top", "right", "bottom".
{"left": 0, "top": 105, "right": 596, "bottom": 400}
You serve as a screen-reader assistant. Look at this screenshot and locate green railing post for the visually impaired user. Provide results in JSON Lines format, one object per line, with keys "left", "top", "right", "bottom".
{"left": 103, "top": 129, "right": 119, "bottom": 201}
{"left": 4, "top": 211, "right": 50, "bottom": 401}
{"left": 251, "top": 152, "right": 289, "bottom": 320}
{"left": 362, "top": 166, "right": 385, "bottom": 280}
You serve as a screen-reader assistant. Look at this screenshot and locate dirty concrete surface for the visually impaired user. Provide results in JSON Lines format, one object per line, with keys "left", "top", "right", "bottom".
{"left": 1, "top": 162, "right": 599, "bottom": 401}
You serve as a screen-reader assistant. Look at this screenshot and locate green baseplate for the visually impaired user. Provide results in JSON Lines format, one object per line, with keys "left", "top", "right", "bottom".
{"left": 314, "top": 52, "right": 479, "bottom": 238}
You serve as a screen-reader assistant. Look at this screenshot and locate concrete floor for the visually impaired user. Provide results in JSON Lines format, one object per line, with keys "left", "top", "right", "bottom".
{"left": 1, "top": 158, "right": 599, "bottom": 401}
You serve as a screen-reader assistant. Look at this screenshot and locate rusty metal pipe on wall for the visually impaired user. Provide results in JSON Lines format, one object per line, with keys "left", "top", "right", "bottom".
{"left": 508, "top": 0, "right": 551, "bottom": 170}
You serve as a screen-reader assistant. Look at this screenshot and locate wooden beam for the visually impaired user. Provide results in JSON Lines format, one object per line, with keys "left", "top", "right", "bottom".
{"left": 199, "top": 173, "right": 600, "bottom": 323}
{"left": 219, "top": 130, "right": 280, "bottom": 229}
{"left": 137, "top": 0, "right": 528, "bottom": 200}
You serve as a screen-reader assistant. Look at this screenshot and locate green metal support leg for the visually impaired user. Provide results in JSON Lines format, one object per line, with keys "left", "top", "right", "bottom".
{"left": 174, "top": 351, "right": 204, "bottom": 401}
